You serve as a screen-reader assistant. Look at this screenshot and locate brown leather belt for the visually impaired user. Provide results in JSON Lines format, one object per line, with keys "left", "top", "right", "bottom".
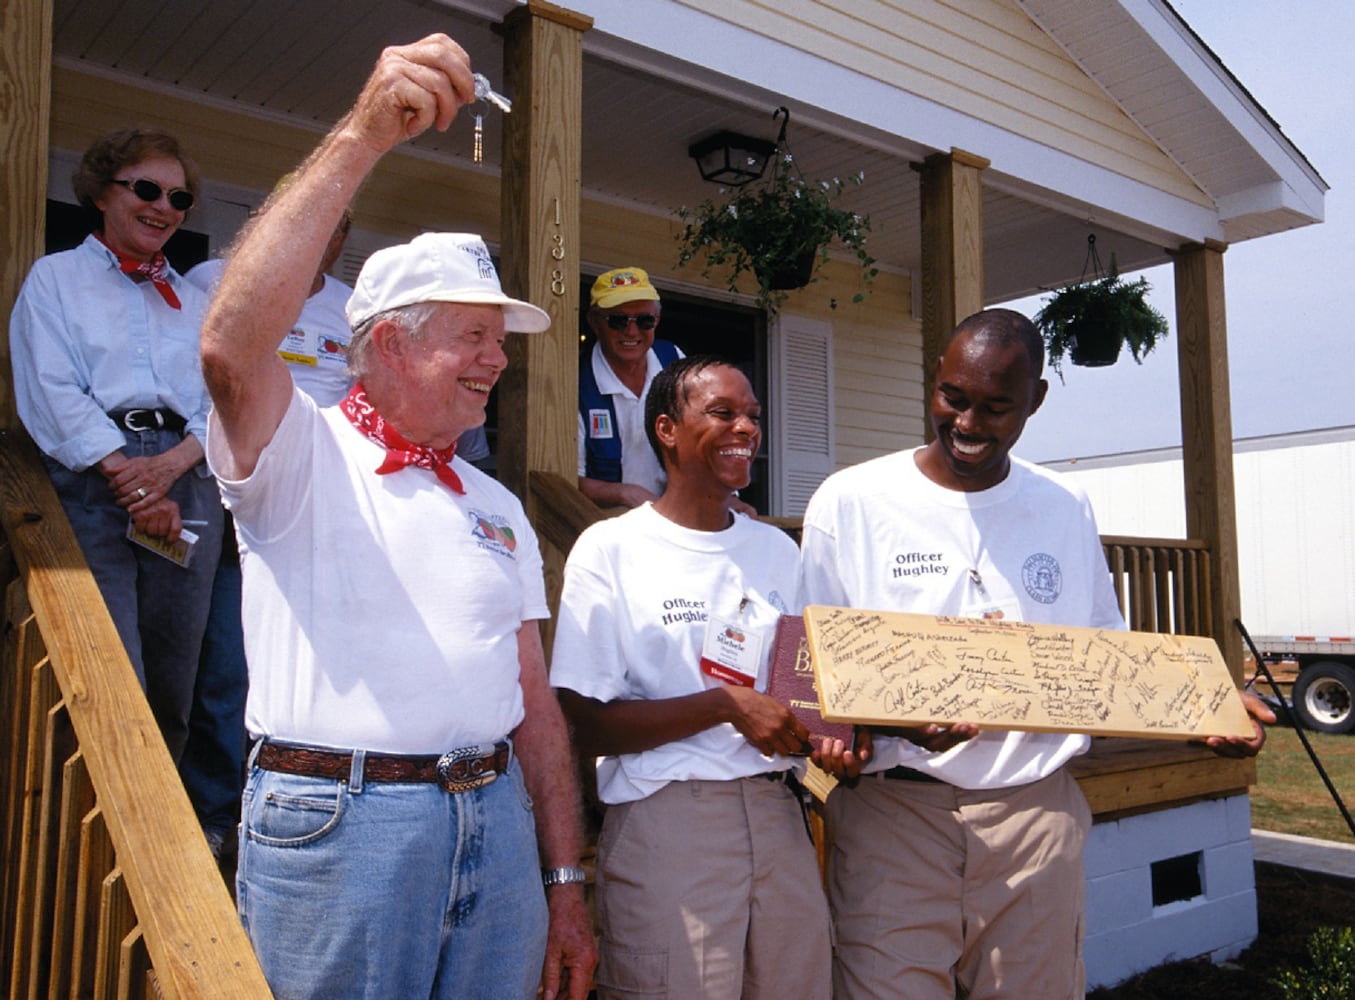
{"left": 256, "top": 740, "right": 510, "bottom": 793}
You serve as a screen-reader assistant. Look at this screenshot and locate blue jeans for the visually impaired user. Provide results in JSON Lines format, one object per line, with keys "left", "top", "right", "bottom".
{"left": 43, "top": 431, "right": 222, "bottom": 762}
{"left": 237, "top": 746, "right": 549, "bottom": 1000}
{"left": 179, "top": 515, "right": 248, "bottom": 837}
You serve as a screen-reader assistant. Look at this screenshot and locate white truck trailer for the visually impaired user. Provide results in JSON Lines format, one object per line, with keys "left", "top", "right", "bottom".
{"left": 1044, "top": 424, "right": 1355, "bottom": 732}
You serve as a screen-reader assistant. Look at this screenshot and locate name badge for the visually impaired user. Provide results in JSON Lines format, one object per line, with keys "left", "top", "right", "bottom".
{"left": 699, "top": 612, "right": 766, "bottom": 688}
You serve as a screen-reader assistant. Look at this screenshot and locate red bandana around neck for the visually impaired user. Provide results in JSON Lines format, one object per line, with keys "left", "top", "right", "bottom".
{"left": 340, "top": 383, "right": 465, "bottom": 494}
{"left": 96, "top": 233, "right": 181, "bottom": 309}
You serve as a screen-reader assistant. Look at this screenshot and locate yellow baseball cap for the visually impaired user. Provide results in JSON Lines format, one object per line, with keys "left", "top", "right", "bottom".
{"left": 590, "top": 267, "right": 661, "bottom": 309}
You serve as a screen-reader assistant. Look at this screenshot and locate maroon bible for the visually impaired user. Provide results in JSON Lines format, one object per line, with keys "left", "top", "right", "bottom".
{"left": 765, "top": 614, "right": 855, "bottom": 754}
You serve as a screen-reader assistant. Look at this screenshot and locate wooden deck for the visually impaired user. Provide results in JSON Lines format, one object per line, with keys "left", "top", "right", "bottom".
{"left": 1070, "top": 737, "right": 1254, "bottom": 820}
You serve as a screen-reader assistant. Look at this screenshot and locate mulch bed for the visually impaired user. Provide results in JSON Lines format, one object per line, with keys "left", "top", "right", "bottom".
{"left": 1088, "top": 862, "right": 1355, "bottom": 999}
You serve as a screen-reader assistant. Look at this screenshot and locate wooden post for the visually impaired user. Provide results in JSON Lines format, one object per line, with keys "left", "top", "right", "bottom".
{"left": 498, "top": 1, "right": 592, "bottom": 625}
{"left": 918, "top": 148, "right": 988, "bottom": 439}
{"left": 0, "top": 0, "right": 52, "bottom": 433}
{"left": 1173, "top": 240, "right": 1244, "bottom": 680}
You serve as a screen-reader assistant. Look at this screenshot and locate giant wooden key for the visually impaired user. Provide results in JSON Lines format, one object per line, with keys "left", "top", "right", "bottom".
{"left": 803, "top": 605, "right": 1254, "bottom": 739}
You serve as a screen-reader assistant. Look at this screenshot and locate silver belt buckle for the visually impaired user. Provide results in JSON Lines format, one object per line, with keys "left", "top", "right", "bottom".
{"left": 122, "top": 409, "right": 166, "bottom": 431}
{"left": 435, "top": 745, "right": 498, "bottom": 793}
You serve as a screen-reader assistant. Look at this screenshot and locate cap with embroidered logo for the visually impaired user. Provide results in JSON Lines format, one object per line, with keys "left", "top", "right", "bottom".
{"left": 346, "top": 232, "right": 550, "bottom": 333}
{"left": 590, "top": 267, "right": 661, "bottom": 310}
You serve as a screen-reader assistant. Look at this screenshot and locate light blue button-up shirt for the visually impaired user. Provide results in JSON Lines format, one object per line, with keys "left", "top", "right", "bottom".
{"left": 9, "top": 234, "right": 211, "bottom": 471}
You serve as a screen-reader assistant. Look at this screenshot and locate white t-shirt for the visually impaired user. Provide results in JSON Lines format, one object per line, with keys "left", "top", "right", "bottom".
{"left": 576, "top": 341, "right": 682, "bottom": 495}
{"left": 551, "top": 503, "right": 802, "bottom": 804}
{"left": 800, "top": 448, "right": 1125, "bottom": 790}
{"left": 208, "top": 388, "right": 548, "bottom": 754}
{"left": 188, "top": 260, "right": 354, "bottom": 406}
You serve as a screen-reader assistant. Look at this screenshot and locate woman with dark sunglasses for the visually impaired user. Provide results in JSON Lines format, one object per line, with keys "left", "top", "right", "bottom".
{"left": 9, "top": 127, "right": 223, "bottom": 768}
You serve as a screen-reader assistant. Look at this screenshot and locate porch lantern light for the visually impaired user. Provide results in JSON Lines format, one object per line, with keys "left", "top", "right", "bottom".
{"left": 687, "top": 130, "right": 776, "bottom": 187}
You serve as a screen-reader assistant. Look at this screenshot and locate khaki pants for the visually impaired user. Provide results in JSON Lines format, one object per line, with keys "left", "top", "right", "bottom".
{"left": 594, "top": 776, "right": 832, "bottom": 999}
{"left": 826, "top": 767, "right": 1090, "bottom": 1000}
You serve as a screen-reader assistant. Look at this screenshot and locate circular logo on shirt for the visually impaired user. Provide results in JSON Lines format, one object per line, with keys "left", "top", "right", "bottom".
{"left": 1022, "top": 553, "right": 1062, "bottom": 604}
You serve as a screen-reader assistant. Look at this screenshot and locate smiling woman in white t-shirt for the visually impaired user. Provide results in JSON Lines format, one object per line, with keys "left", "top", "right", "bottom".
{"left": 551, "top": 355, "right": 831, "bottom": 1000}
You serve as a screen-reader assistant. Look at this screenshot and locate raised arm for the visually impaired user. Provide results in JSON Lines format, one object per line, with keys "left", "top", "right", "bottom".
{"left": 200, "top": 33, "right": 476, "bottom": 478}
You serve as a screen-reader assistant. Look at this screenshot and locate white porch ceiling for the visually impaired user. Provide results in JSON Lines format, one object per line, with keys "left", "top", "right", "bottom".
{"left": 51, "top": 0, "right": 1323, "bottom": 304}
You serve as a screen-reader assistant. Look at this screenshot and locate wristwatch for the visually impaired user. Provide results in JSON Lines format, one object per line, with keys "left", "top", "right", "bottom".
{"left": 541, "top": 865, "right": 588, "bottom": 887}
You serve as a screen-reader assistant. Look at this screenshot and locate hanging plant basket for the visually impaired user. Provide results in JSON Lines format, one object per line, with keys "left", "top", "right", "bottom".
{"left": 676, "top": 107, "right": 876, "bottom": 313}
{"left": 758, "top": 248, "right": 818, "bottom": 291}
{"left": 1064, "top": 301, "right": 1124, "bottom": 367}
{"left": 1034, "top": 234, "right": 1169, "bottom": 380}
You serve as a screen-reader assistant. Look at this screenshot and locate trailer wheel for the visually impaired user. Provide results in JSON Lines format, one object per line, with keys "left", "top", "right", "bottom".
{"left": 1293, "top": 661, "right": 1355, "bottom": 734}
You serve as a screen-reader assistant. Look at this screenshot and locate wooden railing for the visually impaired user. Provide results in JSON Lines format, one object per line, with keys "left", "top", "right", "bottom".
{"left": 1101, "top": 534, "right": 1213, "bottom": 639}
{"left": 0, "top": 433, "right": 270, "bottom": 998}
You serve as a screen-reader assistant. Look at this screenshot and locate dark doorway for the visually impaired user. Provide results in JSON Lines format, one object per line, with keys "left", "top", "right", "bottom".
{"left": 45, "top": 199, "right": 210, "bottom": 272}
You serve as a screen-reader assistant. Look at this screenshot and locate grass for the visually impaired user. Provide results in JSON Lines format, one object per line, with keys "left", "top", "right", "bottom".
{"left": 1251, "top": 721, "right": 1355, "bottom": 843}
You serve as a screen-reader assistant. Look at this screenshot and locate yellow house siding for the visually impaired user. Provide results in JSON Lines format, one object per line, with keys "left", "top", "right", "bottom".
{"left": 580, "top": 200, "right": 686, "bottom": 280}
{"left": 818, "top": 267, "right": 923, "bottom": 469}
{"left": 673, "top": 0, "right": 1209, "bottom": 207}
{"left": 51, "top": 67, "right": 501, "bottom": 243}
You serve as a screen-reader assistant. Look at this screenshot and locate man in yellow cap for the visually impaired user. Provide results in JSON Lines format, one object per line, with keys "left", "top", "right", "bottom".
{"left": 577, "top": 267, "right": 683, "bottom": 508}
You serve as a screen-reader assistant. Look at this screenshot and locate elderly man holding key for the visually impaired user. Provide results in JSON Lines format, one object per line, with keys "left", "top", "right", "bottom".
{"left": 200, "top": 34, "right": 595, "bottom": 1000}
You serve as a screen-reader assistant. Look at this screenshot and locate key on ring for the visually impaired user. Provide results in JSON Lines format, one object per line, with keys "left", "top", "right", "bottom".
{"left": 472, "top": 73, "right": 512, "bottom": 114}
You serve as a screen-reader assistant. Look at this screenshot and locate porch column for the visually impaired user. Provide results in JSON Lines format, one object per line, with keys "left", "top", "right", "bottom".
{"left": 1173, "top": 240, "right": 1244, "bottom": 680}
{"left": 1, "top": 0, "right": 52, "bottom": 432}
{"left": 498, "top": 1, "right": 592, "bottom": 622}
{"left": 497, "top": 1, "right": 591, "bottom": 502}
{"left": 918, "top": 148, "right": 988, "bottom": 439}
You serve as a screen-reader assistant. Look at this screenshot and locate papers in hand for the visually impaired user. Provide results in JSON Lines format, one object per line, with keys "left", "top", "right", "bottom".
{"left": 125, "top": 521, "right": 199, "bottom": 567}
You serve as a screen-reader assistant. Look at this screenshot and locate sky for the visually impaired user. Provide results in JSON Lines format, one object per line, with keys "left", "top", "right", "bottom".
{"left": 1009, "top": 1, "right": 1352, "bottom": 463}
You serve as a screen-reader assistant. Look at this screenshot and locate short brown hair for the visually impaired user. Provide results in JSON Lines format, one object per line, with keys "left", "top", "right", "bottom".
{"left": 71, "top": 128, "right": 200, "bottom": 217}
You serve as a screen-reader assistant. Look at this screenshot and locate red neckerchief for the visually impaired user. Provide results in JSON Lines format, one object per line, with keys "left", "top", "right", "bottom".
{"left": 339, "top": 383, "right": 465, "bottom": 494}
{"left": 96, "top": 233, "right": 181, "bottom": 309}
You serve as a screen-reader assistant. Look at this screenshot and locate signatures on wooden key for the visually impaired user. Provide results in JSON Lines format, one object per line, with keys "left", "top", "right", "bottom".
{"left": 805, "top": 605, "right": 1250, "bottom": 739}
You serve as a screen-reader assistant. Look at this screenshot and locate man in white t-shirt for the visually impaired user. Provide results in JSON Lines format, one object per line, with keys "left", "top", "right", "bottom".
{"left": 801, "top": 308, "right": 1271, "bottom": 1000}
{"left": 199, "top": 35, "right": 594, "bottom": 1000}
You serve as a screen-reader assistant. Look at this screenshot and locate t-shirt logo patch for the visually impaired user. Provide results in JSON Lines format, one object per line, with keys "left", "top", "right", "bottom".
{"left": 318, "top": 336, "right": 347, "bottom": 359}
{"left": 1022, "top": 553, "right": 1062, "bottom": 604}
{"left": 588, "top": 409, "right": 614, "bottom": 439}
{"left": 469, "top": 510, "right": 517, "bottom": 557}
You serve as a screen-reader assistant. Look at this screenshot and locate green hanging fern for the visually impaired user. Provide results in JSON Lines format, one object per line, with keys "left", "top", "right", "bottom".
{"left": 1034, "top": 266, "right": 1169, "bottom": 380}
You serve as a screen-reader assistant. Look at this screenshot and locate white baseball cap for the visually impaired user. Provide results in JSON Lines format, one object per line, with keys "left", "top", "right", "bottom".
{"left": 346, "top": 232, "right": 550, "bottom": 333}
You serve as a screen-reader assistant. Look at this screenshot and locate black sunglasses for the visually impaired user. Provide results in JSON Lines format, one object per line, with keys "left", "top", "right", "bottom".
{"left": 111, "top": 177, "right": 195, "bottom": 212}
{"left": 603, "top": 313, "right": 658, "bottom": 332}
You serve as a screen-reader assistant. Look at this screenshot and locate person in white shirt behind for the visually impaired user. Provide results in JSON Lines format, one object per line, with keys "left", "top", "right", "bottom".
{"left": 188, "top": 203, "right": 354, "bottom": 407}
